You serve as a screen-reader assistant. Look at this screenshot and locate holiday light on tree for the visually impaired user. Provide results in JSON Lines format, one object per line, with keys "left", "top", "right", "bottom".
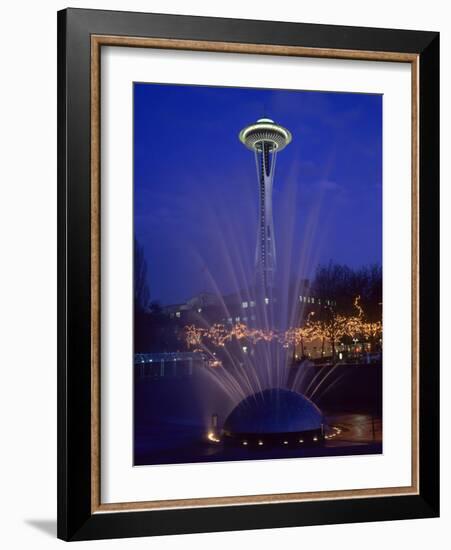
{"left": 184, "top": 295, "right": 382, "bottom": 357}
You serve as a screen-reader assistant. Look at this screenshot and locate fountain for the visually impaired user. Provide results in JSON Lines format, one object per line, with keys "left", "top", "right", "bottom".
{"left": 190, "top": 118, "right": 327, "bottom": 447}
{"left": 222, "top": 388, "right": 323, "bottom": 447}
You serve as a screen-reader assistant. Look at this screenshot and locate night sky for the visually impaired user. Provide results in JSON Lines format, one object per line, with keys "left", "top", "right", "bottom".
{"left": 134, "top": 83, "right": 382, "bottom": 306}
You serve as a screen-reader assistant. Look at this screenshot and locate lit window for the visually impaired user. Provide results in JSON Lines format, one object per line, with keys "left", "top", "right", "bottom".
{"left": 242, "top": 301, "right": 248, "bottom": 308}
{"left": 250, "top": 301, "right": 256, "bottom": 307}
{"left": 235, "top": 316, "right": 240, "bottom": 322}
{"left": 175, "top": 311, "right": 181, "bottom": 318}
{"left": 311, "top": 297, "right": 315, "bottom": 304}
{"left": 299, "top": 295, "right": 303, "bottom": 302}
{"left": 264, "top": 297, "right": 269, "bottom": 304}
{"left": 197, "top": 308, "right": 202, "bottom": 313}
{"left": 227, "top": 317, "right": 233, "bottom": 324}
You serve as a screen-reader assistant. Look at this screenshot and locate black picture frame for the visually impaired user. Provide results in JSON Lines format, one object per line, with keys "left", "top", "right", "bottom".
{"left": 57, "top": 7, "right": 439, "bottom": 541}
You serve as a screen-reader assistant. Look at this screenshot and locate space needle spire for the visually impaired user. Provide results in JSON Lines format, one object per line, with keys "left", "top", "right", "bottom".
{"left": 239, "top": 118, "right": 292, "bottom": 298}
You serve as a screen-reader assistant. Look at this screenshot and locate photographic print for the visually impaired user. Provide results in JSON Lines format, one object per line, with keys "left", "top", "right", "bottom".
{"left": 133, "top": 82, "right": 383, "bottom": 467}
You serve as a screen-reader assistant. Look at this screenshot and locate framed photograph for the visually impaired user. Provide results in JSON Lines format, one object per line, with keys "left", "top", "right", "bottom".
{"left": 57, "top": 8, "right": 439, "bottom": 541}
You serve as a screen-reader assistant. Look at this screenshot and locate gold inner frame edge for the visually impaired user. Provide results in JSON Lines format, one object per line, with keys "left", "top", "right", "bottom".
{"left": 90, "top": 35, "right": 420, "bottom": 514}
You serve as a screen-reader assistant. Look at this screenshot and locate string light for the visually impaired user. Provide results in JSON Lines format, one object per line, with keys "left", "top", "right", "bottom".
{"left": 184, "top": 296, "right": 382, "bottom": 353}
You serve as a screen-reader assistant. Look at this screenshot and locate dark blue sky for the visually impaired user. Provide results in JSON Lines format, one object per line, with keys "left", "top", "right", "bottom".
{"left": 134, "top": 83, "right": 382, "bottom": 306}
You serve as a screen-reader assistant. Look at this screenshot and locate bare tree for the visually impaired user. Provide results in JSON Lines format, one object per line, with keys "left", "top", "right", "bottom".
{"left": 312, "top": 261, "right": 382, "bottom": 318}
{"left": 134, "top": 237, "right": 150, "bottom": 313}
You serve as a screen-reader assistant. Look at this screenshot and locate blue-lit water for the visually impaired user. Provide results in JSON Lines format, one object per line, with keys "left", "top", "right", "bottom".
{"left": 134, "top": 364, "right": 382, "bottom": 466}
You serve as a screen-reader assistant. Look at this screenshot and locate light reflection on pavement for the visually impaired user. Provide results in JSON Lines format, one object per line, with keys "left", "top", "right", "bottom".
{"left": 325, "top": 413, "right": 382, "bottom": 447}
{"left": 134, "top": 413, "right": 382, "bottom": 466}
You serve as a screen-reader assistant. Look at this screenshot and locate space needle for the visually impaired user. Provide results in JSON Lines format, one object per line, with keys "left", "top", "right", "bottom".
{"left": 239, "top": 118, "right": 292, "bottom": 298}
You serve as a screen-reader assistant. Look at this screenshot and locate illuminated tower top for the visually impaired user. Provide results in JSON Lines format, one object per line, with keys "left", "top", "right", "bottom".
{"left": 239, "top": 118, "right": 292, "bottom": 152}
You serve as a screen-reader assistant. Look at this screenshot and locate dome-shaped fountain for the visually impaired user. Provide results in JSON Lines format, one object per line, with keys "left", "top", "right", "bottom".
{"left": 222, "top": 388, "right": 324, "bottom": 447}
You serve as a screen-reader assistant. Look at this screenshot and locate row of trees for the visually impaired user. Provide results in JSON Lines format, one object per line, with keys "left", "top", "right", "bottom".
{"left": 293, "top": 296, "right": 382, "bottom": 361}
{"left": 134, "top": 238, "right": 382, "bottom": 360}
{"left": 184, "top": 295, "right": 381, "bottom": 358}
{"left": 308, "top": 262, "right": 382, "bottom": 360}
{"left": 312, "top": 261, "right": 382, "bottom": 322}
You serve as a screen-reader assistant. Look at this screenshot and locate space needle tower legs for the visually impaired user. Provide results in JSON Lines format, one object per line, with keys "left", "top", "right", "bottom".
{"left": 239, "top": 118, "right": 292, "bottom": 302}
